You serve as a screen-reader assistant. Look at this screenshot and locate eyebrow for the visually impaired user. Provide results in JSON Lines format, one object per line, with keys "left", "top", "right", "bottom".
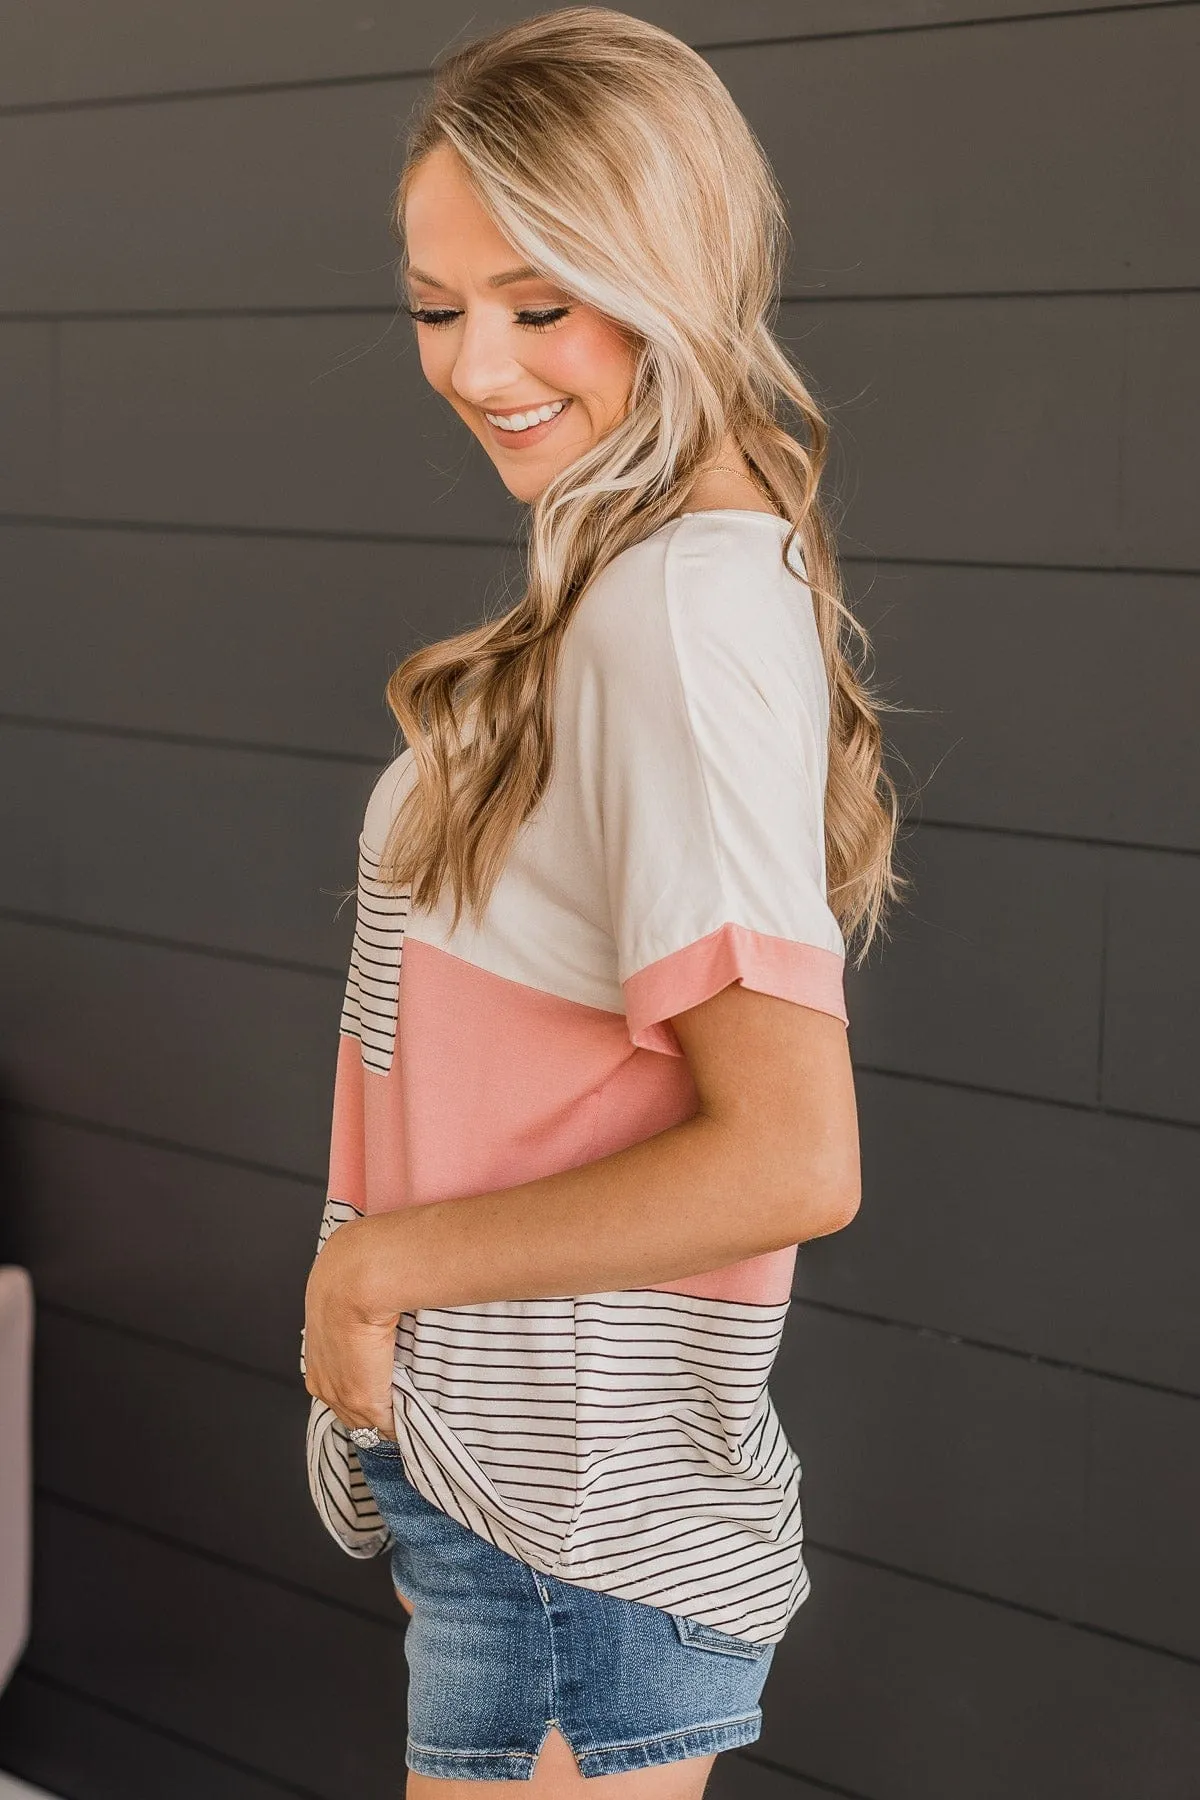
{"left": 405, "top": 264, "right": 547, "bottom": 291}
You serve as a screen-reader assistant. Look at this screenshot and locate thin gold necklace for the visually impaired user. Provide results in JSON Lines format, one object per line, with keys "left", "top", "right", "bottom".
{"left": 688, "top": 463, "right": 771, "bottom": 503}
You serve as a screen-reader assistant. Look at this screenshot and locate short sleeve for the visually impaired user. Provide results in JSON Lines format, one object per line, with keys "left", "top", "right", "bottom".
{"left": 585, "top": 518, "right": 848, "bottom": 1056}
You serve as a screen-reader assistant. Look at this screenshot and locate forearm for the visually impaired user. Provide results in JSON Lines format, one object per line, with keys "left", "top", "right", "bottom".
{"left": 346, "top": 1108, "right": 849, "bottom": 1323}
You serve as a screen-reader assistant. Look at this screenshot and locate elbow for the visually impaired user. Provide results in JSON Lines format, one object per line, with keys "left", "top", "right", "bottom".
{"left": 820, "top": 1176, "right": 862, "bottom": 1236}
{"left": 728, "top": 1118, "right": 862, "bottom": 1247}
{"left": 783, "top": 1155, "right": 861, "bottom": 1243}
{"left": 817, "top": 1130, "right": 862, "bottom": 1236}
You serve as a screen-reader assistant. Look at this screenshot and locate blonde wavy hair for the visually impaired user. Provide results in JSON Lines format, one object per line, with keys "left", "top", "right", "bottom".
{"left": 380, "top": 5, "right": 910, "bottom": 964}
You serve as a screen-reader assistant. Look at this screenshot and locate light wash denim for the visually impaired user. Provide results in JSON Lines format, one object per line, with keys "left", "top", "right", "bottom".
{"left": 357, "top": 1439, "right": 776, "bottom": 1781}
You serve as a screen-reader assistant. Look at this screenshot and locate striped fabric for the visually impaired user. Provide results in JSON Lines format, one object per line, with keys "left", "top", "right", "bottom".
{"left": 338, "top": 842, "right": 409, "bottom": 1076}
{"left": 301, "top": 1199, "right": 391, "bottom": 1559}
{"left": 386, "top": 1289, "right": 809, "bottom": 1640}
{"left": 304, "top": 510, "right": 848, "bottom": 1645}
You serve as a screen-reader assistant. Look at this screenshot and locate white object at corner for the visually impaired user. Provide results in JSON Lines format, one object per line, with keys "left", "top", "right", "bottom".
{"left": 0, "top": 1266, "right": 33, "bottom": 1697}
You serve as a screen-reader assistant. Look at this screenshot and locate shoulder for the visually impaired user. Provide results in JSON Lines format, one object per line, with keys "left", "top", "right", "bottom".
{"left": 569, "top": 513, "right": 817, "bottom": 692}
{"left": 567, "top": 518, "right": 676, "bottom": 667}
{"left": 361, "top": 747, "right": 417, "bottom": 858}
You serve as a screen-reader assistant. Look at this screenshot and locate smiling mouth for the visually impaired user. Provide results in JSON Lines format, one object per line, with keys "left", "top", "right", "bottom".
{"left": 483, "top": 397, "right": 571, "bottom": 436}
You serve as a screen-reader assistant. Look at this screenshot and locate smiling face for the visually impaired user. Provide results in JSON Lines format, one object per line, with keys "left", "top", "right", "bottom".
{"left": 401, "top": 143, "right": 641, "bottom": 503}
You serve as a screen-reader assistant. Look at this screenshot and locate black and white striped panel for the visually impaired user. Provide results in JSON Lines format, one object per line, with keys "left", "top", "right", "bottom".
{"left": 301, "top": 1195, "right": 391, "bottom": 1561}
{"left": 393, "top": 1297, "right": 581, "bottom": 1558}
{"left": 384, "top": 1287, "right": 806, "bottom": 1642}
{"left": 304, "top": 1397, "right": 392, "bottom": 1560}
{"left": 339, "top": 836, "right": 410, "bottom": 1075}
{"left": 562, "top": 1290, "right": 805, "bottom": 1641}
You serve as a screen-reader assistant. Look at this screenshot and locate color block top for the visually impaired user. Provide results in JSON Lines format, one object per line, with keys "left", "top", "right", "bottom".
{"left": 307, "top": 508, "right": 849, "bottom": 1646}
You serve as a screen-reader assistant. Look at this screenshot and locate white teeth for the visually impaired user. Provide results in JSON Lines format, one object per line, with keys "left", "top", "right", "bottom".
{"left": 485, "top": 399, "right": 567, "bottom": 432}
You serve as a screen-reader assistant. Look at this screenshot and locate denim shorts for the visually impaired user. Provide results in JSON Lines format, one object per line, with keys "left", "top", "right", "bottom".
{"left": 356, "top": 1439, "right": 776, "bottom": 1781}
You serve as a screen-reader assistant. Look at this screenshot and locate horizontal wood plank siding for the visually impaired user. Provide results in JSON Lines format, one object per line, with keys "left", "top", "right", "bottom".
{"left": 2, "top": 4, "right": 1193, "bottom": 1795}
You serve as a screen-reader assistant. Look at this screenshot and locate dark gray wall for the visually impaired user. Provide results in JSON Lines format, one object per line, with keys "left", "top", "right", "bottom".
{"left": 1, "top": 4, "right": 1197, "bottom": 1797}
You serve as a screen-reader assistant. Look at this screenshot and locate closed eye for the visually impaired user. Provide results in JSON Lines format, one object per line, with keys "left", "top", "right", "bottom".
{"left": 517, "top": 307, "right": 571, "bottom": 332}
{"left": 405, "top": 307, "right": 460, "bottom": 328}
{"left": 404, "top": 306, "right": 571, "bottom": 332}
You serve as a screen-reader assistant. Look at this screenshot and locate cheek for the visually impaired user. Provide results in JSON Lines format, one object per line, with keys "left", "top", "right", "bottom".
{"left": 543, "top": 316, "right": 635, "bottom": 415}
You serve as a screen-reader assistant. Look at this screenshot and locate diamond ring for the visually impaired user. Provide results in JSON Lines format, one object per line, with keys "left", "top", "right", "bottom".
{"left": 348, "top": 1425, "right": 384, "bottom": 1450}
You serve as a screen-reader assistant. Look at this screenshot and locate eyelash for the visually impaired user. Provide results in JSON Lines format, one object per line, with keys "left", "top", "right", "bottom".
{"left": 405, "top": 306, "right": 571, "bottom": 333}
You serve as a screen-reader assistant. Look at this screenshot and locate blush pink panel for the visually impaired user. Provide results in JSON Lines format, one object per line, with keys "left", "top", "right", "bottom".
{"left": 328, "top": 937, "right": 804, "bottom": 1306}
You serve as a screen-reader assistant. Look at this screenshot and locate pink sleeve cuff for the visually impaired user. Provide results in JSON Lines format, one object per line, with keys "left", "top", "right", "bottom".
{"left": 622, "top": 921, "right": 849, "bottom": 1056}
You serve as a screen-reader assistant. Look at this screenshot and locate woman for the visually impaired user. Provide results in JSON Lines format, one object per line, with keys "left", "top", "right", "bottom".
{"left": 302, "top": 7, "right": 905, "bottom": 1792}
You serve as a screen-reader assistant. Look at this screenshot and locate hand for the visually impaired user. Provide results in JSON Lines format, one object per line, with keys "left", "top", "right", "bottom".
{"left": 303, "top": 1214, "right": 403, "bottom": 1439}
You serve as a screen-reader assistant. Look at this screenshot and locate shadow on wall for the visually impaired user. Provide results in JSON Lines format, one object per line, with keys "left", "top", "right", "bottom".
{"left": 0, "top": 1073, "right": 30, "bottom": 1269}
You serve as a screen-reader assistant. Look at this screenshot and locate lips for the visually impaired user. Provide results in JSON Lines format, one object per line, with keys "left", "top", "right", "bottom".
{"left": 483, "top": 397, "right": 572, "bottom": 450}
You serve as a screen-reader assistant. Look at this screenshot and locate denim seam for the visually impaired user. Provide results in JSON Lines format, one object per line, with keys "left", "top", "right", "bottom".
{"left": 408, "top": 1741, "right": 537, "bottom": 1760}
{"left": 535, "top": 1567, "right": 564, "bottom": 1726}
{"left": 574, "top": 1708, "right": 761, "bottom": 1756}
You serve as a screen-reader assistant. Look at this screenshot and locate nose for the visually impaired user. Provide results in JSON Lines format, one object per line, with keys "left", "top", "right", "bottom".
{"left": 448, "top": 309, "right": 524, "bottom": 413}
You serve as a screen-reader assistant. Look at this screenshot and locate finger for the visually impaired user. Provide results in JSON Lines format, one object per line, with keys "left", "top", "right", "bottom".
{"left": 337, "top": 1407, "right": 397, "bottom": 1437}
{"left": 309, "top": 1382, "right": 376, "bottom": 1433}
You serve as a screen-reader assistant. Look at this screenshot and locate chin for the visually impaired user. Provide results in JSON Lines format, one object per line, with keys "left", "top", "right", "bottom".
{"left": 496, "top": 470, "right": 545, "bottom": 504}
{"left": 495, "top": 457, "right": 574, "bottom": 505}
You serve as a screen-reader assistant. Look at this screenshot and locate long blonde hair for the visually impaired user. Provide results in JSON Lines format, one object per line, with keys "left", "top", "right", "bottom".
{"left": 380, "top": 5, "right": 910, "bottom": 964}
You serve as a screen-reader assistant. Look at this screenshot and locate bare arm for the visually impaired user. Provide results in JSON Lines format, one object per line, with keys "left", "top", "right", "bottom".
{"left": 303, "top": 982, "right": 860, "bottom": 1433}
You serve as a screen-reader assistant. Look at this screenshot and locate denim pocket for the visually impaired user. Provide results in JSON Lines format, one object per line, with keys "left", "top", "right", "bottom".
{"left": 672, "top": 1612, "right": 772, "bottom": 1660}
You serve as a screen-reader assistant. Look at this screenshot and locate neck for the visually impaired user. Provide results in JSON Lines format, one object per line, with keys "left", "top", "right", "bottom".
{"left": 681, "top": 451, "right": 771, "bottom": 515}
